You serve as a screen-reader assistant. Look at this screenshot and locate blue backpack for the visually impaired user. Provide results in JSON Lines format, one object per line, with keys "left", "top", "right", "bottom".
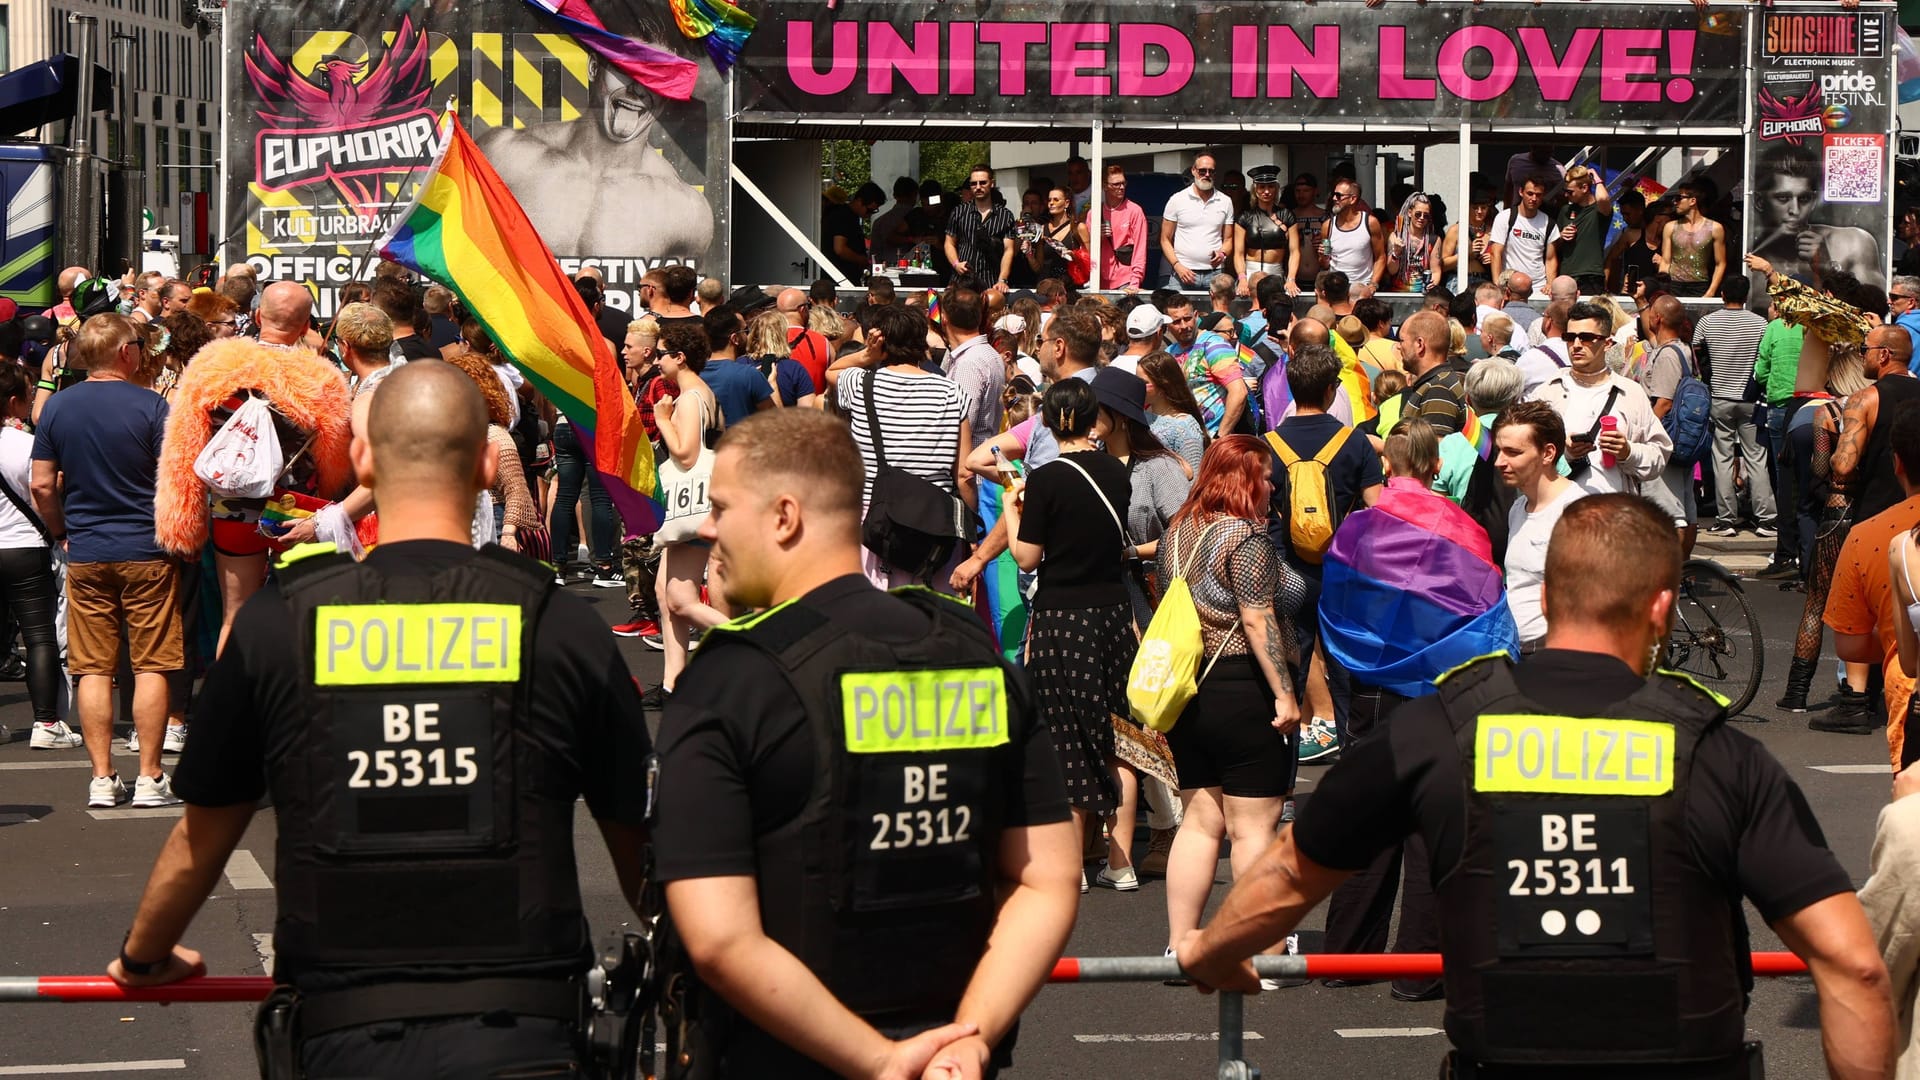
{"left": 1657, "top": 343, "right": 1712, "bottom": 467}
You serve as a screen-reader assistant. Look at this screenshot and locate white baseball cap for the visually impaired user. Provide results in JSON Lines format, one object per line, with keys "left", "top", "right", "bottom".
{"left": 1126, "top": 306, "right": 1173, "bottom": 340}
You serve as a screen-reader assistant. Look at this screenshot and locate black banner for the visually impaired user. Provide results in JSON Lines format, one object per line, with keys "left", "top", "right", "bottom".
{"left": 738, "top": 0, "right": 1749, "bottom": 129}
{"left": 223, "top": 0, "right": 727, "bottom": 316}
{"left": 1746, "top": 7, "right": 1895, "bottom": 288}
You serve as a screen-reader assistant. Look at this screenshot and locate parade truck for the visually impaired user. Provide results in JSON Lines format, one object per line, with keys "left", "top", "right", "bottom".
{"left": 0, "top": 52, "right": 128, "bottom": 309}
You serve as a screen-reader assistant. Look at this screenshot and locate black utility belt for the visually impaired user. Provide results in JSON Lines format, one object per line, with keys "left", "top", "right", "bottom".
{"left": 293, "top": 976, "right": 584, "bottom": 1039}
{"left": 1449, "top": 1043, "right": 1763, "bottom": 1080}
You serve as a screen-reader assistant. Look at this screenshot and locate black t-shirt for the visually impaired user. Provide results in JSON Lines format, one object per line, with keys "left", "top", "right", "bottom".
{"left": 1267, "top": 414, "right": 1384, "bottom": 562}
{"left": 428, "top": 314, "right": 463, "bottom": 351}
{"left": 823, "top": 202, "right": 868, "bottom": 283}
{"left": 394, "top": 334, "right": 440, "bottom": 363}
{"left": 651, "top": 574, "right": 1070, "bottom": 882}
{"left": 1018, "top": 450, "right": 1132, "bottom": 610}
{"left": 173, "top": 540, "right": 652, "bottom": 826}
{"left": 1293, "top": 650, "right": 1854, "bottom": 926}
{"left": 595, "top": 305, "right": 630, "bottom": 352}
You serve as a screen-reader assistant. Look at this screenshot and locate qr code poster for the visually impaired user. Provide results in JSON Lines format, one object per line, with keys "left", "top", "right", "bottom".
{"left": 1824, "top": 134, "right": 1887, "bottom": 204}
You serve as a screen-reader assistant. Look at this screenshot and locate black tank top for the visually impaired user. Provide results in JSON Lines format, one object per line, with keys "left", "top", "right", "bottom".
{"left": 1621, "top": 234, "right": 1659, "bottom": 288}
{"left": 1854, "top": 375, "right": 1920, "bottom": 522}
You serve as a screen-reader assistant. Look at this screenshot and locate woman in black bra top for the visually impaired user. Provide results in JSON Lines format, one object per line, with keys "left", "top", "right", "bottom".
{"left": 1234, "top": 166, "right": 1293, "bottom": 296}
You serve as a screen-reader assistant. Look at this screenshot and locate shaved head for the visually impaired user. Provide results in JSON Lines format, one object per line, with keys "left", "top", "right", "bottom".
{"left": 365, "top": 359, "right": 489, "bottom": 490}
{"left": 1289, "top": 317, "right": 1330, "bottom": 354}
{"left": 1548, "top": 275, "right": 1579, "bottom": 303}
{"left": 1305, "top": 303, "right": 1338, "bottom": 330}
{"left": 58, "top": 266, "right": 89, "bottom": 297}
{"left": 257, "top": 281, "right": 314, "bottom": 343}
{"left": 1649, "top": 295, "right": 1686, "bottom": 333}
{"left": 777, "top": 288, "right": 809, "bottom": 318}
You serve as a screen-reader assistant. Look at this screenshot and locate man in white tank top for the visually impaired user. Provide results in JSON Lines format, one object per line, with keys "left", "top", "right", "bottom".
{"left": 1320, "top": 179, "right": 1385, "bottom": 298}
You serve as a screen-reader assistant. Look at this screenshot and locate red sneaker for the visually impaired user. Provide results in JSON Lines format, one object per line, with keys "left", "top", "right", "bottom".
{"left": 612, "top": 616, "right": 661, "bottom": 639}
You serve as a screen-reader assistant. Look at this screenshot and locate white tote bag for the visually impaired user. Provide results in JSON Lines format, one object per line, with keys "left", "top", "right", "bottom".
{"left": 655, "top": 392, "right": 719, "bottom": 545}
{"left": 192, "top": 395, "right": 283, "bottom": 499}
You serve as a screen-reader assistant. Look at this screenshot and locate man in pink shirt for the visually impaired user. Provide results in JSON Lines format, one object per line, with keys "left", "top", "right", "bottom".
{"left": 1088, "top": 165, "right": 1147, "bottom": 291}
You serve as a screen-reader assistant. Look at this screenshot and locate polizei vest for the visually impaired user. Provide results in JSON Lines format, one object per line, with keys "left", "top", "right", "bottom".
{"left": 1434, "top": 656, "right": 1747, "bottom": 1068}
{"left": 268, "top": 546, "right": 585, "bottom": 987}
{"left": 700, "top": 589, "right": 1030, "bottom": 1045}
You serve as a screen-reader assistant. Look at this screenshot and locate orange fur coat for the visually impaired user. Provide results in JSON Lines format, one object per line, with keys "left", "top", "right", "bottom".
{"left": 154, "top": 339, "right": 354, "bottom": 557}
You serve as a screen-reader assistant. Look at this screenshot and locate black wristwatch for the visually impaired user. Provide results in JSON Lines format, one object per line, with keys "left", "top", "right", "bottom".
{"left": 119, "top": 932, "right": 163, "bottom": 976}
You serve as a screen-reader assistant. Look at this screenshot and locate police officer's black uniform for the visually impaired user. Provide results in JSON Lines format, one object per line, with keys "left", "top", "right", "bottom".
{"left": 650, "top": 575, "right": 1071, "bottom": 1079}
{"left": 171, "top": 539, "right": 651, "bottom": 1076}
{"left": 1291, "top": 648, "right": 1855, "bottom": 1079}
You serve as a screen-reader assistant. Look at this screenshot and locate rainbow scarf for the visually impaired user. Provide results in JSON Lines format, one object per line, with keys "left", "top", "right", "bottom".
{"left": 520, "top": 0, "right": 698, "bottom": 101}
{"left": 379, "top": 113, "right": 662, "bottom": 536}
{"left": 1319, "top": 477, "right": 1517, "bottom": 697}
{"left": 668, "top": 0, "right": 756, "bottom": 72}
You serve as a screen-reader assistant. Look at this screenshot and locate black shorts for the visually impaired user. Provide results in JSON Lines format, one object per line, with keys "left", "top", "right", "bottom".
{"left": 1165, "top": 656, "right": 1296, "bottom": 798}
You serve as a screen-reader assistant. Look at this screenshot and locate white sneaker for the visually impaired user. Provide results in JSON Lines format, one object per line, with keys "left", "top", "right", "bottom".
{"left": 132, "top": 773, "right": 183, "bottom": 808}
{"left": 162, "top": 724, "right": 187, "bottom": 753}
{"left": 88, "top": 773, "right": 128, "bottom": 808}
{"left": 1095, "top": 865, "right": 1141, "bottom": 892}
{"left": 30, "top": 720, "right": 83, "bottom": 749}
{"left": 125, "top": 729, "right": 140, "bottom": 752}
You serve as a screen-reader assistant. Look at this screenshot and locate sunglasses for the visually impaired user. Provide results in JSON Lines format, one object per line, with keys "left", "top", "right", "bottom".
{"left": 1894, "top": 293, "right": 1918, "bottom": 302}
{"left": 1566, "top": 331, "right": 1608, "bottom": 344}
{"left": 967, "top": 180, "right": 992, "bottom": 188}
{"left": 1194, "top": 168, "right": 1215, "bottom": 176}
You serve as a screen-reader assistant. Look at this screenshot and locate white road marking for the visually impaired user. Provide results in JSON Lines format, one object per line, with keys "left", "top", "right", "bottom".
{"left": 1336, "top": 1027, "right": 1444, "bottom": 1039}
{"left": 0, "top": 1061, "right": 187, "bottom": 1075}
{"left": 225, "top": 850, "right": 273, "bottom": 890}
{"left": 85, "top": 807, "right": 184, "bottom": 821}
{"left": 0, "top": 750, "right": 143, "bottom": 770}
{"left": 252, "top": 933, "right": 275, "bottom": 975}
{"left": 1809, "top": 764, "right": 1893, "bottom": 774}
{"left": 1074, "top": 1032, "right": 1264, "bottom": 1043}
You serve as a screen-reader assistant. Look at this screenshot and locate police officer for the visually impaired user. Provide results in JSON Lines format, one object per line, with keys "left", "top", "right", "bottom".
{"left": 107, "top": 360, "right": 653, "bottom": 1076}
{"left": 1177, "top": 493, "right": 1897, "bottom": 1079}
{"left": 650, "top": 408, "right": 1079, "bottom": 1080}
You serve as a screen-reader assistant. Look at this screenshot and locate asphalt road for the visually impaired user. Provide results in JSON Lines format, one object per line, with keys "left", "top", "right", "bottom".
{"left": 0, "top": 567, "right": 1897, "bottom": 1079}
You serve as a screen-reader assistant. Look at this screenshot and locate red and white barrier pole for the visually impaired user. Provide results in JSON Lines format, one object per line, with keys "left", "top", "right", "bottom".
{"left": 0, "top": 953, "right": 1812, "bottom": 1004}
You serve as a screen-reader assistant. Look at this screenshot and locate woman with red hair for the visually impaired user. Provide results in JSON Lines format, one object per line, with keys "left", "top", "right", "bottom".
{"left": 1157, "top": 435, "right": 1305, "bottom": 983}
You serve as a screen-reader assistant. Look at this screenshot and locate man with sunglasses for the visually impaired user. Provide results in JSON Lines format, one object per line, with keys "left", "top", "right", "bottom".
{"left": 943, "top": 164, "right": 1018, "bottom": 291}
{"left": 1889, "top": 276, "right": 1920, "bottom": 368}
{"left": 1159, "top": 153, "right": 1235, "bottom": 290}
{"left": 1527, "top": 300, "right": 1671, "bottom": 500}
{"left": 779, "top": 288, "right": 833, "bottom": 394}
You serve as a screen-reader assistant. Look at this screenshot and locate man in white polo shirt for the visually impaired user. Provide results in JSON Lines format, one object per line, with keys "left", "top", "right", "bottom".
{"left": 1159, "top": 153, "right": 1235, "bottom": 289}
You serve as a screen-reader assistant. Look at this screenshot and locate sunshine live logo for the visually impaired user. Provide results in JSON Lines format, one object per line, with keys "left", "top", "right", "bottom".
{"left": 1763, "top": 14, "right": 1881, "bottom": 58}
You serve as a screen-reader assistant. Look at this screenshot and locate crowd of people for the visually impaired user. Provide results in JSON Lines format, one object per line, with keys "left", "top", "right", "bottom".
{"left": 10, "top": 135, "right": 1920, "bottom": 1076}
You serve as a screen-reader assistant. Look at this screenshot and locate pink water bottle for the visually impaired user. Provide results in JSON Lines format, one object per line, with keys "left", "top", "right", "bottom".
{"left": 1598, "top": 415, "right": 1619, "bottom": 469}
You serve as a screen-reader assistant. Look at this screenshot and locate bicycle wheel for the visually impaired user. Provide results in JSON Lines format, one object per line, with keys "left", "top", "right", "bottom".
{"left": 1665, "top": 559, "right": 1765, "bottom": 717}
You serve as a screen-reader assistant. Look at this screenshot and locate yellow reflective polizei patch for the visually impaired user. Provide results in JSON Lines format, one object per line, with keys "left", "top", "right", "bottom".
{"left": 1474, "top": 714, "right": 1675, "bottom": 796}
{"left": 841, "top": 668, "right": 1010, "bottom": 754}
{"left": 314, "top": 604, "right": 522, "bottom": 685}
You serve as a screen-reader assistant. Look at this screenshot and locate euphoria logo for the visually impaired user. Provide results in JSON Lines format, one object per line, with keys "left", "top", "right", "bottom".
{"left": 1759, "top": 81, "right": 1826, "bottom": 143}
{"left": 244, "top": 17, "right": 437, "bottom": 203}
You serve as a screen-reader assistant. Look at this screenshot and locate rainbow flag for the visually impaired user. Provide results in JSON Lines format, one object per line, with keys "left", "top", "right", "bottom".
{"left": 973, "top": 482, "right": 1028, "bottom": 662}
{"left": 521, "top": 0, "right": 699, "bottom": 101}
{"left": 379, "top": 112, "right": 662, "bottom": 536}
{"left": 668, "top": 0, "right": 756, "bottom": 72}
{"left": 1319, "top": 477, "right": 1516, "bottom": 697}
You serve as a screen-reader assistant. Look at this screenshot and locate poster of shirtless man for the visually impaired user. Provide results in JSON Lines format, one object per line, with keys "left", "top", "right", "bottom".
{"left": 227, "top": 0, "right": 724, "bottom": 315}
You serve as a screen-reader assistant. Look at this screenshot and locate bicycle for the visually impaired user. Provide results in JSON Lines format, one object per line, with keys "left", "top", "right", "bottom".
{"left": 1664, "top": 558, "right": 1764, "bottom": 717}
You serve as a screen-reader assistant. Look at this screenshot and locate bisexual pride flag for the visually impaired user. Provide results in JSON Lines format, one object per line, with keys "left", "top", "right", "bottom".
{"left": 1320, "top": 478, "right": 1517, "bottom": 698}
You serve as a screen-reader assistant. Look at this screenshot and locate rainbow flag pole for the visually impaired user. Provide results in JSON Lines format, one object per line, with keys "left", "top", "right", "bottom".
{"left": 377, "top": 112, "right": 663, "bottom": 537}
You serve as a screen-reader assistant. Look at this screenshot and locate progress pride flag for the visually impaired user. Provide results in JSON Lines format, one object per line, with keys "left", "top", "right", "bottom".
{"left": 744, "top": 2, "right": 1745, "bottom": 127}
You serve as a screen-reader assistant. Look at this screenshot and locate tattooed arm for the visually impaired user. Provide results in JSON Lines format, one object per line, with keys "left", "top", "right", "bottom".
{"left": 1239, "top": 605, "right": 1300, "bottom": 734}
{"left": 1828, "top": 388, "right": 1877, "bottom": 500}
